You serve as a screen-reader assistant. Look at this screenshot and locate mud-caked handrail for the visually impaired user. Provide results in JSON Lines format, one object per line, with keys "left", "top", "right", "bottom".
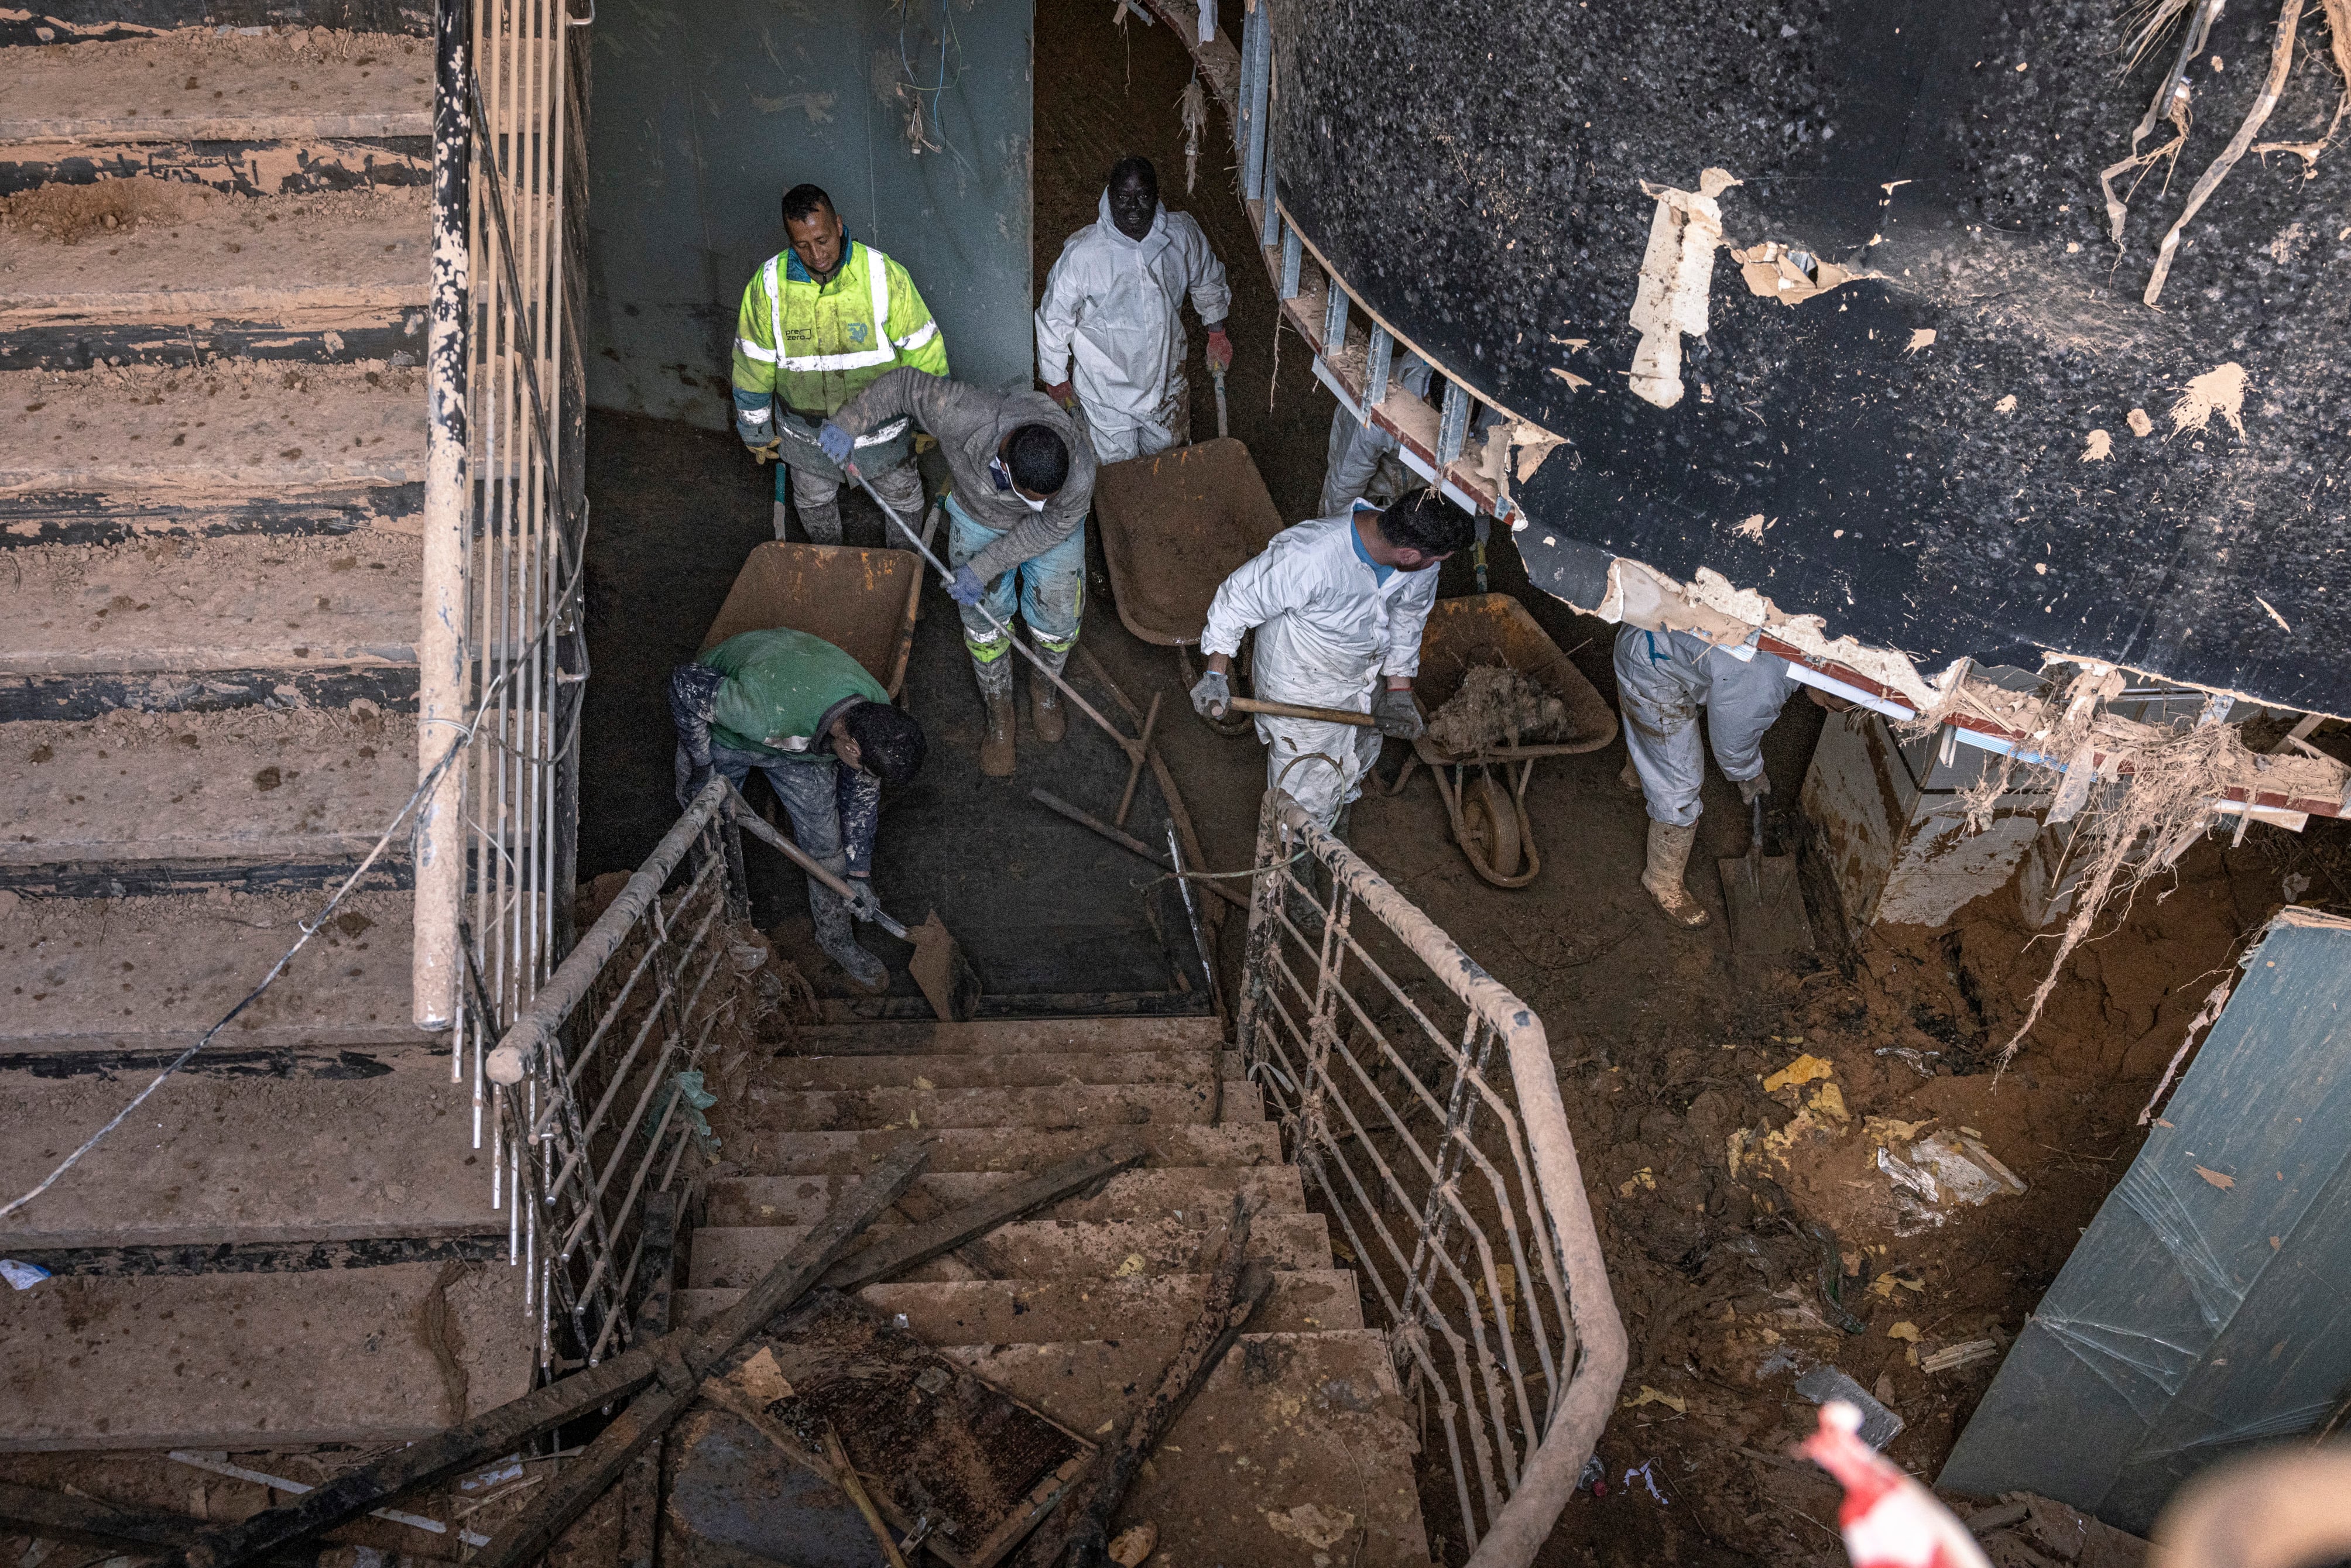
{"left": 1255, "top": 792, "right": 1627, "bottom": 1568}
{"left": 487, "top": 774, "right": 734, "bottom": 1086}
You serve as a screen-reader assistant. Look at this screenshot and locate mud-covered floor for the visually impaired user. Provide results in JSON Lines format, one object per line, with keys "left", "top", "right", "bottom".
{"left": 568, "top": 1, "right": 2351, "bottom": 1560}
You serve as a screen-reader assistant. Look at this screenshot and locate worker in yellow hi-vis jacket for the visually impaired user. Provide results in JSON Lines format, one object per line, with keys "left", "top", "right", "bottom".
{"left": 731, "top": 182, "right": 950, "bottom": 544}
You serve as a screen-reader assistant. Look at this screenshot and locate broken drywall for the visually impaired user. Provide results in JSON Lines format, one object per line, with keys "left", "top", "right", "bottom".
{"left": 1626, "top": 168, "right": 1738, "bottom": 410}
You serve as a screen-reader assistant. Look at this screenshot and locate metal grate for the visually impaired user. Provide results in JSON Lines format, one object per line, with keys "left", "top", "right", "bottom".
{"left": 414, "top": 1, "right": 590, "bottom": 1140}
{"left": 1233, "top": 790, "right": 1626, "bottom": 1567}
{"left": 482, "top": 776, "right": 748, "bottom": 1365}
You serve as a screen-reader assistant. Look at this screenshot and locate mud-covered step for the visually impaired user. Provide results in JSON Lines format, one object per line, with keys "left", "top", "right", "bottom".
{"left": 0, "top": 30, "right": 434, "bottom": 143}
{"left": 759, "top": 1048, "right": 1243, "bottom": 1091}
{"left": 745, "top": 1123, "right": 1285, "bottom": 1176}
{"left": 1, "top": 361, "right": 424, "bottom": 496}
{"left": 0, "top": 704, "right": 414, "bottom": 892}
{"left": 0, "top": 531, "right": 420, "bottom": 687}
{"left": 783, "top": 1017, "right": 1228, "bottom": 1055}
{"left": 676, "top": 1268, "right": 1366, "bottom": 1343}
{"left": 705, "top": 1165, "right": 1306, "bottom": 1229}
{"left": 0, "top": 5, "right": 430, "bottom": 50}
{"left": 0, "top": 181, "right": 426, "bottom": 334}
{"left": 0, "top": 482, "right": 421, "bottom": 549}
{"left": 732, "top": 1080, "right": 1258, "bottom": 1134}
{"left": 688, "top": 1211, "right": 1332, "bottom": 1289}
{"left": 0, "top": 1258, "right": 531, "bottom": 1451}
{"left": 947, "top": 1330, "right": 1432, "bottom": 1567}
{"left": 0, "top": 886, "right": 411, "bottom": 1055}
{"left": 0, "top": 136, "right": 430, "bottom": 203}
{"left": 0, "top": 1047, "right": 491, "bottom": 1249}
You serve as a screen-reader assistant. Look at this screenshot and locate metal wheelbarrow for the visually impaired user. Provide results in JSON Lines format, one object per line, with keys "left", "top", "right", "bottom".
{"left": 701, "top": 540, "right": 924, "bottom": 695}
{"left": 1388, "top": 593, "right": 1618, "bottom": 888}
{"left": 1089, "top": 437, "right": 1285, "bottom": 736}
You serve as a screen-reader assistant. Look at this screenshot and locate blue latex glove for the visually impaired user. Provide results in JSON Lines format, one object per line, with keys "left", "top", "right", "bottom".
{"left": 946, "top": 564, "right": 986, "bottom": 606}
{"left": 817, "top": 421, "right": 856, "bottom": 467}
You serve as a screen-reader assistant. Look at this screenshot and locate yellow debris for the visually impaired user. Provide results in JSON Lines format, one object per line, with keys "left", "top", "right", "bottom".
{"left": 1113, "top": 1253, "right": 1146, "bottom": 1277}
{"left": 1762, "top": 1054, "right": 1834, "bottom": 1092}
{"left": 1622, "top": 1385, "right": 1688, "bottom": 1414}
{"left": 1888, "top": 1321, "right": 1921, "bottom": 1341}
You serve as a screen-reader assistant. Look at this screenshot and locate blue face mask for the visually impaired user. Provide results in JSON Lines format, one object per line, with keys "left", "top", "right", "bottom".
{"left": 990, "top": 454, "right": 1048, "bottom": 512}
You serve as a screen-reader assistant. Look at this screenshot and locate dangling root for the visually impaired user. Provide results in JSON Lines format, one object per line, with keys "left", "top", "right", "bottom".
{"left": 2144, "top": 0, "right": 2309, "bottom": 304}
{"left": 1178, "top": 76, "right": 1209, "bottom": 193}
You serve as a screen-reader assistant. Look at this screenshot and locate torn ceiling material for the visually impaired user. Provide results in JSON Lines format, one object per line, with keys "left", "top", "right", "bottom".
{"left": 1249, "top": 0, "right": 2350, "bottom": 719}
{"left": 1937, "top": 908, "right": 2351, "bottom": 1533}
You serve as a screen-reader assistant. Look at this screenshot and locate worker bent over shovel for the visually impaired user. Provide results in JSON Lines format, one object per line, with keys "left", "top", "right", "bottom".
{"left": 671, "top": 629, "right": 927, "bottom": 990}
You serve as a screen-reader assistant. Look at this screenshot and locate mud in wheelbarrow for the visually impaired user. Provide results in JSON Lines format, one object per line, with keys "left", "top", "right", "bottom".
{"left": 700, "top": 541, "right": 924, "bottom": 696}
{"left": 1091, "top": 437, "right": 1284, "bottom": 735}
{"left": 1389, "top": 593, "right": 1618, "bottom": 888}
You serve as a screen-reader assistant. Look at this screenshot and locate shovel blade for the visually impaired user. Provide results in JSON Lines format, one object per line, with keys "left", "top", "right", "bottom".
{"left": 905, "top": 910, "right": 982, "bottom": 1023}
{"left": 1718, "top": 850, "right": 1813, "bottom": 963}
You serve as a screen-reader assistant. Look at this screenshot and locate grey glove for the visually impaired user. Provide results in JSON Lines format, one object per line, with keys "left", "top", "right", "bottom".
{"left": 1373, "top": 687, "right": 1424, "bottom": 741}
{"left": 843, "top": 876, "right": 885, "bottom": 924}
{"left": 1190, "top": 668, "right": 1231, "bottom": 719}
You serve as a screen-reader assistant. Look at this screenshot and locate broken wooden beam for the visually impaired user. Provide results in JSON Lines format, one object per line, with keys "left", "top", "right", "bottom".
{"left": 177, "top": 1138, "right": 934, "bottom": 1568}
{"left": 1012, "top": 1195, "right": 1274, "bottom": 1567}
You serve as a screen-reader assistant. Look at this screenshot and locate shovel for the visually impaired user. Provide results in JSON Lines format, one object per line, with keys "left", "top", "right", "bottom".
{"left": 729, "top": 792, "right": 981, "bottom": 1021}
{"left": 1718, "top": 792, "right": 1812, "bottom": 963}
{"left": 1212, "top": 366, "right": 1229, "bottom": 438}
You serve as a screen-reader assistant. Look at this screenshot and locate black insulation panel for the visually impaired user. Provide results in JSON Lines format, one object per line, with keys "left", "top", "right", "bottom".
{"left": 1270, "top": 0, "right": 2351, "bottom": 712}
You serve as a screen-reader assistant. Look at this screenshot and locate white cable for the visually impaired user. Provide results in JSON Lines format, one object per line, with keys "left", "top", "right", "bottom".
{"left": 0, "top": 559, "right": 585, "bottom": 1223}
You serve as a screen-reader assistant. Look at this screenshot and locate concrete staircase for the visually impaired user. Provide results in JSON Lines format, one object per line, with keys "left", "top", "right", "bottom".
{"left": 0, "top": 9, "right": 530, "bottom": 1450}
{"left": 689, "top": 1018, "right": 1438, "bottom": 1567}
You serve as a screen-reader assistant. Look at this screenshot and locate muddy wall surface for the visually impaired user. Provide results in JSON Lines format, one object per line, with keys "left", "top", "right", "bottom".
{"left": 1268, "top": 0, "right": 2350, "bottom": 714}
{"left": 584, "top": 0, "right": 1034, "bottom": 430}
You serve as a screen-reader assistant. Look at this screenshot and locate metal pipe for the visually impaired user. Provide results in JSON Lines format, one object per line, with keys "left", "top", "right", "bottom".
{"left": 413, "top": 0, "right": 476, "bottom": 1031}
{"left": 489, "top": 775, "right": 735, "bottom": 1085}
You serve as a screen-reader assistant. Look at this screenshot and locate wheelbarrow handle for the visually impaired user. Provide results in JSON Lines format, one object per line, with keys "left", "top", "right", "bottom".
{"left": 1225, "top": 695, "right": 1379, "bottom": 729}
{"left": 728, "top": 785, "right": 911, "bottom": 942}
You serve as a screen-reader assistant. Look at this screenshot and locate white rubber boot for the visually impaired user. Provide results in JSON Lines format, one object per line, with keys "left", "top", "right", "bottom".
{"left": 1641, "top": 819, "right": 1711, "bottom": 927}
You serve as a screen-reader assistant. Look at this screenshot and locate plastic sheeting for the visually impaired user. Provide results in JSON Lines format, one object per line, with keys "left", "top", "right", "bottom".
{"left": 1938, "top": 910, "right": 2351, "bottom": 1533}
{"left": 584, "top": 0, "right": 1034, "bottom": 430}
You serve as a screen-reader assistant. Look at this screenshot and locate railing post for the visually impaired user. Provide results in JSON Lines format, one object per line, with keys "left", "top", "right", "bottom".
{"left": 413, "top": 0, "right": 474, "bottom": 1032}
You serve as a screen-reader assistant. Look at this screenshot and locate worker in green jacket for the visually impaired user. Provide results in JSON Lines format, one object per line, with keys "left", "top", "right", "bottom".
{"left": 671, "top": 629, "right": 928, "bottom": 990}
{"left": 732, "top": 183, "right": 950, "bottom": 545}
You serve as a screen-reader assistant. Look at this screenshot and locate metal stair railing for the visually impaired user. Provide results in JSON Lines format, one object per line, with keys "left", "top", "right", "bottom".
{"left": 479, "top": 775, "right": 749, "bottom": 1368}
{"left": 1233, "top": 789, "right": 1626, "bottom": 1568}
{"left": 414, "top": 0, "right": 593, "bottom": 1252}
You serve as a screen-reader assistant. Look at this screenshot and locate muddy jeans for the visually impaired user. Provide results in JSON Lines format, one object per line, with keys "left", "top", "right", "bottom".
{"left": 680, "top": 740, "right": 882, "bottom": 894}
{"left": 945, "top": 492, "right": 1085, "bottom": 694}
{"left": 1613, "top": 625, "right": 1795, "bottom": 828}
{"left": 775, "top": 457, "right": 925, "bottom": 545}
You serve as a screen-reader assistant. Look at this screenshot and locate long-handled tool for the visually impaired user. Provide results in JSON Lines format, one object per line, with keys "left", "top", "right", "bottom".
{"left": 1212, "top": 366, "right": 1229, "bottom": 438}
{"left": 728, "top": 787, "right": 981, "bottom": 1021}
{"left": 843, "top": 464, "right": 1144, "bottom": 764}
{"left": 1718, "top": 791, "right": 1812, "bottom": 965}
{"left": 1223, "top": 694, "right": 1379, "bottom": 729}
{"left": 1028, "top": 787, "right": 1248, "bottom": 914}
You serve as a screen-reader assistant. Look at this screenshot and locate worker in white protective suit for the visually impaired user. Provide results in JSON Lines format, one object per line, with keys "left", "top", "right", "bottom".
{"left": 1615, "top": 624, "right": 1799, "bottom": 925}
{"left": 1191, "top": 489, "right": 1473, "bottom": 829}
{"left": 1318, "top": 351, "right": 1433, "bottom": 516}
{"left": 1037, "top": 156, "right": 1233, "bottom": 464}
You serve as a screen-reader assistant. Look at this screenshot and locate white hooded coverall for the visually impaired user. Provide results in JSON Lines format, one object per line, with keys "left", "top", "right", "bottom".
{"left": 1614, "top": 625, "right": 1797, "bottom": 828}
{"left": 1036, "top": 191, "right": 1232, "bottom": 464}
{"left": 1200, "top": 507, "right": 1440, "bottom": 826}
{"left": 1318, "top": 352, "right": 1431, "bottom": 516}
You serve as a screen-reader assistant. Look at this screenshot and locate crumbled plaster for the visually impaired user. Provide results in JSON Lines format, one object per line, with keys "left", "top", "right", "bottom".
{"left": 1626, "top": 167, "right": 1740, "bottom": 410}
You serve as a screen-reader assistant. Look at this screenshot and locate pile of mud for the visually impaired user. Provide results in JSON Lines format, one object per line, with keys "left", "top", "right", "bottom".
{"left": 0, "top": 174, "right": 202, "bottom": 245}
{"left": 1425, "top": 664, "right": 1569, "bottom": 753}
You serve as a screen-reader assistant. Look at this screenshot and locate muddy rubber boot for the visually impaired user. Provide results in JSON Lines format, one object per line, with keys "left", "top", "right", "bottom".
{"left": 1640, "top": 819, "right": 1711, "bottom": 927}
{"left": 810, "top": 884, "right": 887, "bottom": 991}
{"left": 1027, "top": 644, "right": 1070, "bottom": 744}
{"left": 981, "top": 692, "right": 1018, "bottom": 776}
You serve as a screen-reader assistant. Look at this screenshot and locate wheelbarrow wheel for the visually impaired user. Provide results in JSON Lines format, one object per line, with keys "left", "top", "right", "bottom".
{"left": 1461, "top": 771, "right": 1523, "bottom": 880}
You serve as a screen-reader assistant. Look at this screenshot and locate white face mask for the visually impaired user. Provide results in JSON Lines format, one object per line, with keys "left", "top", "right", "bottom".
{"left": 989, "top": 454, "right": 1049, "bottom": 512}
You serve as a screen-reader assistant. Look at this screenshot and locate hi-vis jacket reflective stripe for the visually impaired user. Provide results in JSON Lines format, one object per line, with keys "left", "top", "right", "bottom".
{"left": 730, "top": 238, "right": 949, "bottom": 437}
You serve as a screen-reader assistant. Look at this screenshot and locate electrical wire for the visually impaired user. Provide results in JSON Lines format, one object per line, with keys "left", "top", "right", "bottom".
{"left": 0, "top": 555, "right": 587, "bottom": 1224}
